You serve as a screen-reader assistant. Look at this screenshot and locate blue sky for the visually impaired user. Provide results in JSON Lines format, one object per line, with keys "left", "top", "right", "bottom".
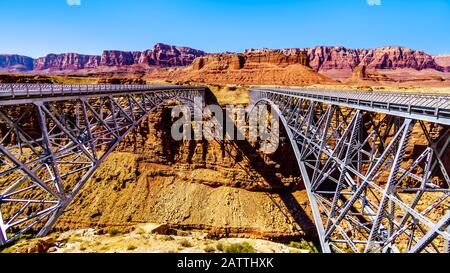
{"left": 0, "top": 0, "right": 449, "bottom": 57}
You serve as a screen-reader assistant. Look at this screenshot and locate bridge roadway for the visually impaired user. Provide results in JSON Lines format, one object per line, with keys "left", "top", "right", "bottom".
{"left": 0, "top": 84, "right": 449, "bottom": 253}
{"left": 0, "top": 84, "right": 205, "bottom": 105}
{"left": 250, "top": 88, "right": 450, "bottom": 126}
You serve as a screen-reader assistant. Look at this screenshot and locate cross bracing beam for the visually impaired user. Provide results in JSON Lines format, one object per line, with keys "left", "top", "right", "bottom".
{"left": 0, "top": 84, "right": 205, "bottom": 246}
{"left": 250, "top": 88, "right": 450, "bottom": 253}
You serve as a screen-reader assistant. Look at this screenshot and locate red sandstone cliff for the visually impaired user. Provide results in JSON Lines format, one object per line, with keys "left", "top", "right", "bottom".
{"left": 0, "top": 54, "right": 35, "bottom": 72}
{"left": 2, "top": 45, "right": 449, "bottom": 85}
{"left": 152, "top": 49, "right": 334, "bottom": 86}
{"left": 434, "top": 55, "right": 450, "bottom": 72}
{"left": 29, "top": 43, "right": 206, "bottom": 71}
{"left": 34, "top": 53, "right": 101, "bottom": 70}
{"left": 306, "top": 46, "right": 442, "bottom": 72}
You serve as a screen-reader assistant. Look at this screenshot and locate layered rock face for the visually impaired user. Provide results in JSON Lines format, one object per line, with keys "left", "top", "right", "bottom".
{"left": 243, "top": 48, "right": 309, "bottom": 67}
{"left": 34, "top": 53, "right": 101, "bottom": 70}
{"left": 0, "top": 43, "right": 206, "bottom": 71}
{"left": 33, "top": 43, "right": 206, "bottom": 70}
{"left": 152, "top": 43, "right": 205, "bottom": 67}
{"left": 434, "top": 55, "right": 450, "bottom": 72}
{"left": 182, "top": 45, "right": 450, "bottom": 85}
{"left": 100, "top": 51, "right": 136, "bottom": 67}
{"left": 307, "top": 46, "right": 444, "bottom": 72}
{"left": 0, "top": 54, "right": 34, "bottom": 72}
{"left": 181, "top": 49, "right": 332, "bottom": 86}
{"left": 56, "top": 104, "right": 315, "bottom": 240}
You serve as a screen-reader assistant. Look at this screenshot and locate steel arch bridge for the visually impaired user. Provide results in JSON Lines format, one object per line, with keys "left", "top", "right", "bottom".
{"left": 250, "top": 88, "right": 450, "bottom": 253}
{"left": 0, "top": 84, "right": 205, "bottom": 246}
{"left": 0, "top": 84, "right": 449, "bottom": 253}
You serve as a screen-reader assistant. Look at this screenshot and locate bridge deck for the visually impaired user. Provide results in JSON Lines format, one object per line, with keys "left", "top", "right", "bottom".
{"left": 251, "top": 88, "right": 450, "bottom": 125}
{"left": 0, "top": 84, "right": 205, "bottom": 105}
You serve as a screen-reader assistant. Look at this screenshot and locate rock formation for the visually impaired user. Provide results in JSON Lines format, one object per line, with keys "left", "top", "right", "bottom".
{"left": 36, "top": 43, "right": 206, "bottom": 70}
{"left": 0, "top": 43, "right": 205, "bottom": 72}
{"left": 1, "top": 45, "right": 449, "bottom": 85}
{"left": 100, "top": 51, "right": 136, "bottom": 67}
{"left": 0, "top": 54, "right": 34, "bottom": 72}
{"left": 152, "top": 43, "right": 205, "bottom": 67}
{"left": 167, "top": 49, "right": 333, "bottom": 86}
{"left": 34, "top": 53, "right": 101, "bottom": 70}
{"left": 434, "top": 55, "right": 450, "bottom": 72}
{"left": 181, "top": 46, "right": 448, "bottom": 85}
{"left": 53, "top": 104, "right": 315, "bottom": 240}
{"left": 244, "top": 48, "right": 309, "bottom": 67}
{"left": 306, "top": 46, "right": 445, "bottom": 75}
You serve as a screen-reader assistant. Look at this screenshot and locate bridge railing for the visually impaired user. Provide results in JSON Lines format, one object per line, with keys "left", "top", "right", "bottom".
{"left": 252, "top": 88, "right": 450, "bottom": 125}
{"left": 0, "top": 84, "right": 204, "bottom": 99}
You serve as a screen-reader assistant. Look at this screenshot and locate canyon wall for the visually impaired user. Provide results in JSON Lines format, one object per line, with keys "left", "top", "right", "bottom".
{"left": 0, "top": 54, "right": 34, "bottom": 72}
{"left": 172, "top": 45, "right": 450, "bottom": 85}
{"left": 434, "top": 55, "right": 450, "bottom": 72}
{"left": 1, "top": 44, "right": 449, "bottom": 85}
{"left": 173, "top": 49, "right": 334, "bottom": 86}
{"left": 34, "top": 53, "right": 101, "bottom": 70}
{"left": 306, "top": 46, "right": 443, "bottom": 72}
{"left": 36, "top": 43, "right": 206, "bottom": 70}
{"left": 56, "top": 104, "right": 315, "bottom": 240}
{"left": 0, "top": 43, "right": 206, "bottom": 72}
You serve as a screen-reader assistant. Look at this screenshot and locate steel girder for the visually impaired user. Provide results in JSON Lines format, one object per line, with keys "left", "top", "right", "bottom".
{"left": 0, "top": 85, "right": 204, "bottom": 246}
{"left": 250, "top": 89, "right": 450, "bottom": 253}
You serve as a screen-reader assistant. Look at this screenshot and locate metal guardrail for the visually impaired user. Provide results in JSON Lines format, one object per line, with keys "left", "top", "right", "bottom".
{"left": 0, "top": 84, "right": 205, "bottom": 99}
{"left": 252, "top": 88, "right": 450, "bottom": 125}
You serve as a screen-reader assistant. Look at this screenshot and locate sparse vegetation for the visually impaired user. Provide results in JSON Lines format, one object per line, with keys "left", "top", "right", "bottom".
{"left": 177, "top": 230, "right": 189, "bottom": 237}
{"left": 67, "top": 235, "right": 83, "bottom": 243}
{"left": 289, "top": 240, "right": 319, "bottom": 253}
{"left": 108, "top": 228, "right": 122, "bottom": 237}
{"left": 161, "top": 235, "right": 175, "bottom": 241}
{"left": 216, "top": 242, "right": 224, "bottom": 252}
{"left": 224, "top": 242, "right": 256, "bottom": 253}
{"left": 179, "top": 239, "right": 193, "bottom": 248}
{"left": 127, "top": 245, "right": 137, "bottom": 251}
{"left": 204, "top": 245, "right": 216, "bottom": 253}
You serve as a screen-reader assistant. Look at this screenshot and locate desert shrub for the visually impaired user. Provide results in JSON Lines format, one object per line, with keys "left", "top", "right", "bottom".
{"left": 204, "top": 245, "right": 216, "bottom": 253}
{"left": 216, "top": 242, "right": 224, "bottom": 252}
{"left": 108, "top": 228, "right": 121, "bottom": 237}
{"left": 289, "top": 240, "right": 319, "bottom": 253}
{"left": 67, "top": 235, "right": 83, "bottom": 243}
{"left": 179, "top": 239, "right": 193, "bottom": 248}
{"left": 224, "top": 242, "right": 255, "bottom": 253}
{"left": 127, "top": 245, "right": 137, "bottom": 251}
{"left": 177, "top": 230, "right": 189, "bottom": 237}
{"left": 161, "top": 235, "right": 175, "bottom": 241}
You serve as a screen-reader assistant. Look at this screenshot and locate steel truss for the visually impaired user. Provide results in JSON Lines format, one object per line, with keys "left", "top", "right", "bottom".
{"left": 250, "top": 88, "right": 450, "bottom": 253}
{"left": 0, "top": 84, "right": 204, "bottom": 246}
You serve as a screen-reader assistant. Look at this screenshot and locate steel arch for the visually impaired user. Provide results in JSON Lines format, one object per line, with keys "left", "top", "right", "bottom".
{"left": 0, "top": 84, "right": 205, "bottom": 246}
{"left": 250, "top": 88, "right": 450, "bottom": 253}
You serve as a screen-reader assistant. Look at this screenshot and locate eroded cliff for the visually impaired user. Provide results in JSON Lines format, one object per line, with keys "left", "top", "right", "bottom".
{"left": 56, "top": 102, "right": 316, "bottom": 241}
